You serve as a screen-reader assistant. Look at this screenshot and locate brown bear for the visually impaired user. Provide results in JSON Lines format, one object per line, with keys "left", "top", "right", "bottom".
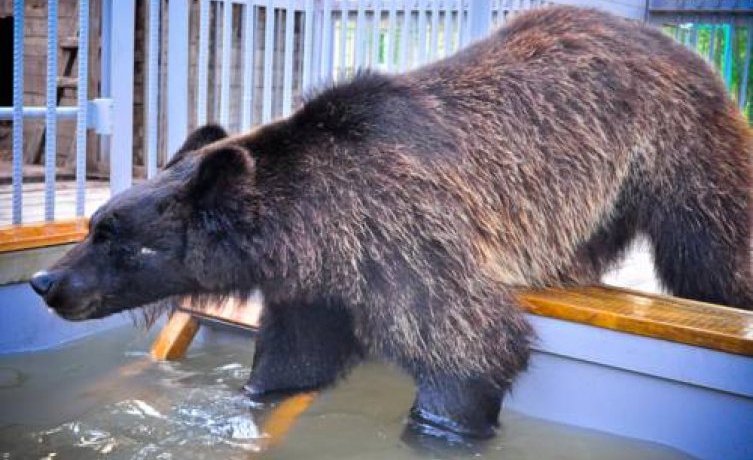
{"left": 31, "top": 6, "right": 753, "bottom": 439}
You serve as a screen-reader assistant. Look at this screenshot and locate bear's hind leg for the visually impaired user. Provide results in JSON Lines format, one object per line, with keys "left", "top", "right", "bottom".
{"left": 244, "top": 301, "right": 363, "bottom": 400}
{"left": 645, "top": 200, "right": 753, "bottom": 309}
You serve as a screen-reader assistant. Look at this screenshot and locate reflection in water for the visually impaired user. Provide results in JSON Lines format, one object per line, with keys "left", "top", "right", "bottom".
{"left": 0, "top": 325, "right": 692, "bottom": 460}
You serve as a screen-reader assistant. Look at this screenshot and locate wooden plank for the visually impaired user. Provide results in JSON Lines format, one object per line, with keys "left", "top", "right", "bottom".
{"left": 150, "top": 310, "right": 200, "bottom": 361}
{"left": 0, "top": 218, "right": 89, "bottom": 252}
{"left": 518, "top": 286, "right": 753, "bottom": 356}
{"left": 259, "top": 391, "right": 317, "bottom": 449}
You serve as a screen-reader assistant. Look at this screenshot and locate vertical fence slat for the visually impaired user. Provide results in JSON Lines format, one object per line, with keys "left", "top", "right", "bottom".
{"left": 708, "top": 24, "right": 717, "bottom": 63}
{"left": 76, "top": 0, "right": 90, "bottom": 211}
{"left": 321, "top": 0, "right": 333, "bottom": 82}
{"left": 145, "top": 0, "right": 159, "bottom": 179}
{"left": 468, "top": 0, "right": 491, "bottom": 43}
{"left": 283, "top": 0, "right": 296, "bottom": 115}
{"left": 724, "top": 24, "right": 735, "bottom": 91}
{"left": 355, "top": 0, "right": 366, "bottom": 71}
{"left": 99, "top": 0, "right": 111, "bottom": 179}
{"left": 429, "top": 0, "right": 439, "bottom": 61}
{"left": 443, "top": 0, "right": 453, "bottom": 57}
{"left": 242, "top": 0, "right": 255, "bottom": 129}
{"left": 45, "top": 0, "right": 59, "bottom": 221}
{"left": 416, "top": 0, "right": 426, "bottom": 65}
{"left": 302, "top": 0, "right": 314, "bottom": 93}
{"left": 220, "top": 0, "right": 233, "bottom": 126}
{"left": 111, "top": 0, "right": 135, "bottom": 192}
{"left": 262, "top": 1, "right": 275, "bottom": 123}
{"left": 386, "top": 0, "right": 397, "bottom": 72}
{"left": 741, "top": 24, "right": 753, "bottom": 112}
{"left": 166, "top": 0, "right": 188, "bottom": 158}
{"left": 198, "top": 0, "right": 210, "bottom": 126}
{"left": 370, "top": 1, "right": 381, "bottom": 68}
{"left": 12, "top": 0, "right": 24, "bottom": 224}
{"left": 399, "top": 0, "right": 411, "bottom": 71}
{"left": 338, "top": 5, "right": 349, "bottom": 80}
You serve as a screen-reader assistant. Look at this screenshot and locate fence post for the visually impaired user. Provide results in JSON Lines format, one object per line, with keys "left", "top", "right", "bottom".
{"left": 110, "top": 0, "right": 135, "bottom": 193}
{"left": 467, "top": 0, "right": 491, "bottom": 43}
{"left": 167, "top": 0, "right": 190, "bottom": 158}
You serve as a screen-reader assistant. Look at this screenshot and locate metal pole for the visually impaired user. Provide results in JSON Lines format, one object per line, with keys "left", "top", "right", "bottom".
{"left": 110, "top": 0, "right": 135, "bottom": 192}
{"left": 45, "top": 0, "right": 59, "bottom": 221}
{"left": 167, "top": 0, "right": 189, "bottom": 157}
{"left": 467, "top": 0, "right": 491, "bottom": 44}
{"left": 76, "top": 0, "right": 90, "bottom": 214}
{"left": 12, "top": 0, "right": 24, "bottom": 224}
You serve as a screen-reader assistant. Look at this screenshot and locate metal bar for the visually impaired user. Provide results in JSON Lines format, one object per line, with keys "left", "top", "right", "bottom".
{"left": 354, "top": 0, "right": 366, "bottom": 71}
{"left": 262, "top": 0, "right": 275, "bottom": 123}
{"left": 740, "top": 24, "right": 752, "bottom": 111}
{"left": 283, "top": 0, "right": 295, "bottom": 114}
{"left": 110, "top": 0, "right": 135, "bottom": 192}
{"left": 198, "top": 0, "right": 210, "bottom": 126}
{"left": 468, "top": 0, "right": 490, "bottom": 43}
{"left": 0, "top": 107, "right": 78, "bottom": 119}
{"left": 443, "top": 0, "right": 453, "bottom": 57}
{"left": 145, "top": 0, "right": 160, "bottom": 180}
{"left": 723, "top": 24, "right": 734, "bottom": 90}
{"left": 458, "top": 0, "right": 467, "bottom": 48}
{"left": 338, "top": 5, "right": 349, "bottom": 80}
{"left": 311, "top": 4, "right": 323, "bottom": 85}
{"left": 386, "top": 0, "right": 397, "bottom": 72}
{"left": 242, "top": 0, "right": 255, "bottom": 128}
{"left": 429, "top": 0, "right": 439, "bottom": 61}
{"left": 76, "top": 0, "right": 90, "bottom": 214}
{"left": 220, "top": 0, "right": 233, "bottom": 126}
{"left": 416, "top": 0, "right": 426, "bottom": 65}
{"left": 399, "top": 1, "right": 411, "bottom": 71}
{"left": 167, "top": 0, "right": 189, "bottom": 157}
{"left": 708, "top": 24, "right": 717, "bottom": 63}
{"left": 45, "top": 0, "right": 59, "bottom": 221}
{"left": 99, "top": 0, "right": 112, "bottom": 168}
{"left": 302, "top": 0, "right": 314, "bottom": 92}
{"left": 12, "top": 0, "right": 24, "bottom": 224}
{"left": 371, "top": 1, "right": 380, "bottom": 68}
{"left": 321, "top": 0, "right": 333, "bottom": 82}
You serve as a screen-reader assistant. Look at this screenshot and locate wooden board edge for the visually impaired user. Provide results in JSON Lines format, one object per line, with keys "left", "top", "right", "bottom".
{"left": 518, "top": 294, "right": 753, "bottom": 356}
{"left": 0, "top": 218, "right": 89, "bottom": 253}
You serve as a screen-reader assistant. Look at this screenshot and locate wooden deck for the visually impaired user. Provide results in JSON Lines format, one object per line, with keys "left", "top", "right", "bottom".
{"left": 0, "top": 180, "right": 110, "bottom": 227}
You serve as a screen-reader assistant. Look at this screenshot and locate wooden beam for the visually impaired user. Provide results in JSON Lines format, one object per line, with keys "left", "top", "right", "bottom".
{"left": 0, "top": 218, "right": 88, "bottom": 253}
{"left": 150, "top": 310, "right": 200, "bottom": 361}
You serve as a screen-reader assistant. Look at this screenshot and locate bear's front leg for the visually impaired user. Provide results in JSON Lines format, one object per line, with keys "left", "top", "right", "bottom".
{"left": 408, "top": 375, "right": 503, "bottom": 440}
{"left": 244, "top": 301, "right": 363, "bottom": 401}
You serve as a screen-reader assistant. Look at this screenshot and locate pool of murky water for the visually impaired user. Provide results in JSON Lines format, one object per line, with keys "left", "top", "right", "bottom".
{"left": 0, "top": 324, "right": 693, "bottom": 459}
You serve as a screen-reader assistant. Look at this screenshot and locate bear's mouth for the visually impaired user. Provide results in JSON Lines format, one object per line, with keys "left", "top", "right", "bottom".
{"left": 52, "top": 300, "right": 106, "bottom": 321}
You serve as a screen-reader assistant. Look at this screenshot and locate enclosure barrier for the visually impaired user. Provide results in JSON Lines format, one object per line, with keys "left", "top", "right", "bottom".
{"left": 0, "top": 0, "right": 750, "bottom": 238}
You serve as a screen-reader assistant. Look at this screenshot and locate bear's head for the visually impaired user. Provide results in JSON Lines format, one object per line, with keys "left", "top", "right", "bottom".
{"left": 30, "top": 125, "right": 258, "bottom": 321}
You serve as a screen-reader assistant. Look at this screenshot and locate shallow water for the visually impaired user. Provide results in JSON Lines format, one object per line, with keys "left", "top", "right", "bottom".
{"left": 0, "top": 325, "right": 693, "bottom": 460}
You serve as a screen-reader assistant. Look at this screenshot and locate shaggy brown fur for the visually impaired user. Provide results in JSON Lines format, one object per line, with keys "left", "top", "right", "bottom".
{"left": 33, "top": 6, "right": 753, "bottom": 439}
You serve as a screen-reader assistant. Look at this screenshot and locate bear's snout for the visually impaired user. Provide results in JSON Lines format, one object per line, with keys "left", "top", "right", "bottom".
{"left": 30, "top": 270, "right": 58, "bottom": 297}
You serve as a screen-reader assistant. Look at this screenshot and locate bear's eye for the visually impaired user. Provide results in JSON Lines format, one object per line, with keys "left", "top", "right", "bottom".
{"left": 93, "top": 218, "right": 118, "bottom": 243}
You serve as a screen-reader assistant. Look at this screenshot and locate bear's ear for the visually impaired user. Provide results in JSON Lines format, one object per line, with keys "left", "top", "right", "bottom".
{"left": 166, "top": 124, "right": 229, "bottom": 169}
{"left": 187, "top": 145, "right": 254, "bottom": 202}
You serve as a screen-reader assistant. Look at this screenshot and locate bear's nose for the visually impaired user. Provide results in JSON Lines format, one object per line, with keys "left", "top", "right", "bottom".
{"left": 30, "top": 271, "right": 57, "bottom": 296}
